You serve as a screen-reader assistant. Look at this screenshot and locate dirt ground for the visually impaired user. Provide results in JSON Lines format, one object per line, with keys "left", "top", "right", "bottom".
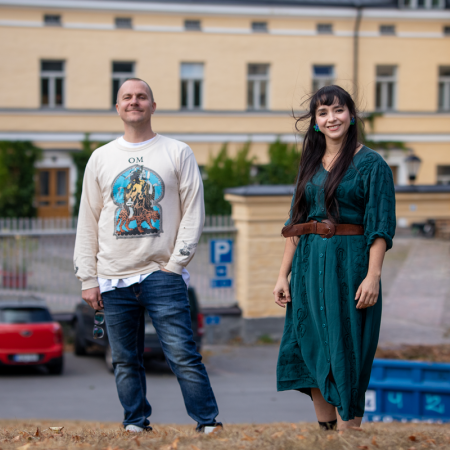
{"left": 1, "top": 420, "right": 450, "bottom": 450}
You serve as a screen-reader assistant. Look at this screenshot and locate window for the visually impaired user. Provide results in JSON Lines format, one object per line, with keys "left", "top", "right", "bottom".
{"left": 375, "top": 65, "right": 397, "bottom": 111}
{"left": 399, "top": 0, "right": 444, "bottom": 7}
{"left": 247, "top": 64, "right": 269, "bottom": 110}
{"left": 438, "top": 67, "right": 450, "bottom": 111}
{"left": 180, "top": 63, "right": 204, "bottom": 109}
{"left": 115, "top": 17, "right": 132, "bottom": 29}
{"left": 317, "top": 23, "right": 333, "bottom": 34}
{"left": 41, "top": 60, "right": 64, "bottom": 108}
{"left": 437, "top": 166, "right": 450, "bottom": 185}
{"left": 0, "top": 308, "right": 52, "bottom": 324}
{"left": 380, "top": 25, "right": 396, "bottom": 35}
{"left": 112, "top": 62, "right": 135, "bottom": 105}
{"left": 44, "top": 14, "right": 61, "bottom": 26}
{"left": 252, "top": 21, "right": 268, "bottom": 33}
{"left": 312, "top": 65, "right": 335, "bottom": 92}
{"left": 444, "top": 26, "right": 450, "bottom": 36}
{"left": 185, "top": 20, "right": 201, "bottom": 31}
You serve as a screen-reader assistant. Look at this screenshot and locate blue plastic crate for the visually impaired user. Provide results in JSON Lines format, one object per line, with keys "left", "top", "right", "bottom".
{"left": 365, "top": 359, "right": 450, "bottom": 423}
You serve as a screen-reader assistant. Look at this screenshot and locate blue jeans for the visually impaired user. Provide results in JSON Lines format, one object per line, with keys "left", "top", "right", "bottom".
{"left": 102, "top": 270, "right": 219, "bottom": 428}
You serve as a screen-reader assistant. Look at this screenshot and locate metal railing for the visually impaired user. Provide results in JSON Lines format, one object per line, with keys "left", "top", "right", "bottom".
{"left": 0, "top": 216, "right": 236, "bottom": 312}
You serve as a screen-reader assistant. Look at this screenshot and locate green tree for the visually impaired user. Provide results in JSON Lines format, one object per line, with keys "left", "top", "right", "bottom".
{"left": 256, "top": 139, "right": 301, "bottom": 185}
{"left": 0, "top": 141, "right": 42, "bottom": 217}
{"left": 203, "top": 142, "right": 254, "bottom": 215}
{"left": 72, "top": 134, "right": 107, "bottom": 215}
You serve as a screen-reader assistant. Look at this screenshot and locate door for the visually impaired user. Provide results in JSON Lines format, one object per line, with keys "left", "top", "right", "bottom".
{"left": 36, "top": 168, "right": 70, "bottom": 217}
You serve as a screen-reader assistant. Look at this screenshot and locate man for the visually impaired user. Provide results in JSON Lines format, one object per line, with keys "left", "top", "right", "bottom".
{"left": 74, "top": 78, "right": 221, "bottom": 433}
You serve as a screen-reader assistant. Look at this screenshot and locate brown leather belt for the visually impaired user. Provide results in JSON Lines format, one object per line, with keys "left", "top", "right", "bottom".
{"left": 282, "top": 220, "right": 364, "bottom": 239}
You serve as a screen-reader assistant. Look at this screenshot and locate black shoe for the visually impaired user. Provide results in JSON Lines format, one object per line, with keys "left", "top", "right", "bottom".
{"left": 197, "top": 422, "right": 223, "bottom": 434}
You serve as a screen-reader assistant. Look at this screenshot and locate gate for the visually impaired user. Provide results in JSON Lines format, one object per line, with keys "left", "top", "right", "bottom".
{"left": 0, "top": 216, "right": 237, "bottom": 312}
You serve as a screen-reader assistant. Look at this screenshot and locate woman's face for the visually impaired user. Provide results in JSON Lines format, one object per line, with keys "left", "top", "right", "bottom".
{"left": 315, "top": 100, "right": 352, "bottom": 142}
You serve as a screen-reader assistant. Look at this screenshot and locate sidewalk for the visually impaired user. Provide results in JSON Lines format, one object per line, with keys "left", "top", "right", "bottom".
{"left": 379, "top": 237, "right": 450, "bottom": 346}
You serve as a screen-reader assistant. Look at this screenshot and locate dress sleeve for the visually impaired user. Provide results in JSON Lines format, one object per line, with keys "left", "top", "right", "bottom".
{"left": 363, "top": 158, "right": 396, "bottom": 251}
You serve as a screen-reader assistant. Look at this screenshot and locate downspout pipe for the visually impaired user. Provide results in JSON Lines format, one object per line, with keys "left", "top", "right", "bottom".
{"left": 353, "top": 3, "right": 363, "bottom": 102}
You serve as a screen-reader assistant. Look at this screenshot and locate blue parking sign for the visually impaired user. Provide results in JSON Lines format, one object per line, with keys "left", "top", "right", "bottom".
{"left": 210, "top": 239, "right": 233, "bottom": 264}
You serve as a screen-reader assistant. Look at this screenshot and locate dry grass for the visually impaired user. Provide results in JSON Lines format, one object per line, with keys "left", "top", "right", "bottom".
{"left": 1, "top": 420, "right": 450, "bottom": 450}
{"left": 376, "top": 345, "right": 450, "bottom": 363}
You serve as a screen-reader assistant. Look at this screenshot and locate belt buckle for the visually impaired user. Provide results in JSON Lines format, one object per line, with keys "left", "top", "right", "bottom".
{"left": 322, "top": 219, "right": 336, "bottom": 239}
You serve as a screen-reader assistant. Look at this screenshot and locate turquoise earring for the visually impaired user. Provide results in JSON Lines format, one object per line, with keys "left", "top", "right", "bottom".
{"left": 314, "top": 124, "right": 320, "bottom": 132}
{"left": 350, "top": 117, "right": 355, "bottom": 125}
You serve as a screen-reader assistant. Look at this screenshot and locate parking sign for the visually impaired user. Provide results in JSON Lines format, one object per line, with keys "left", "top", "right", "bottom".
{"left": 210, "top": 239, "right": 233, "bottom": 264}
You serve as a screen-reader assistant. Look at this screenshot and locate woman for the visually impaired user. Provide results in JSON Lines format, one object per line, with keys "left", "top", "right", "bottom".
{"left": 273, "top": 85, "right": 395, "bottom": 431}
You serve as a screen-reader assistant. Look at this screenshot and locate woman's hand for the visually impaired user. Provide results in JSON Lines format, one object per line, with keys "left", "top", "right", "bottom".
{"left": 273, "top": 277, "right": 291, "bottom": 308}
{"left": 355, "top": 275, "right": 380, "bottom": 309}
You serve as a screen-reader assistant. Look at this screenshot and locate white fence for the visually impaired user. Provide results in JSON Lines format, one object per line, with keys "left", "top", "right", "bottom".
{"left": 0, "top": 216, "right": 236, "bottom": 312}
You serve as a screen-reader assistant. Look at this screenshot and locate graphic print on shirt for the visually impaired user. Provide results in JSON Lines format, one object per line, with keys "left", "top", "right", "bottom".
{"left": 111, "top": 164, "right": 165, "bottom": 239}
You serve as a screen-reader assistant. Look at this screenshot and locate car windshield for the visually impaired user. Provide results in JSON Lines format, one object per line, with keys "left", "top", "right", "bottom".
{"left": 0, "top": 308, "right": 53, "bottom": 324}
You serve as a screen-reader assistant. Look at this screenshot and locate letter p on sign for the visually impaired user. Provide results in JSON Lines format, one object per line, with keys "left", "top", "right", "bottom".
{"left": 210, "top": 239, "right": 233, "bottom": 264}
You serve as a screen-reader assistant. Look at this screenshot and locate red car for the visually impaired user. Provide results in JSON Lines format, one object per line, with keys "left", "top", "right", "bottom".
{"left": 0, "top": 298, "right": 64, "bottom": 374}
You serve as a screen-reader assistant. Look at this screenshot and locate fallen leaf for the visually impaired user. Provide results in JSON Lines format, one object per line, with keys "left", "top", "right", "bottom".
{"left": 409, "top": 435, "right": 417, "bottom": 441}
{"left": 408, "top": 447, "right": 417, "bottom": 450}
{"left": 73, "top": 435, "right": 81, "bottom": 442}
{"left": 271, "top": 431, "right": 284, "bottom": 438}
{"left": 296, "top": 435, "right": 305, "bottom": 440}
{"left": 290, "top": 424, "right": 297, "bottom": 429}
{"left": 357, "top": 446, "right": 369, "bottom": 450}
{"left": 217, "top": 438, "right": 229, "bottom": 442}
{"left": 241, "top": 433, "right": 256, "bottom": 441}
{"left": 171, "top": 438, "right": 180, "bottom": 449}
{"left": 49, "top": 427, "right": 64, "bottom": 433}
{"left": 191, "top": 446, "right": 201, "bottom": 450}
{"left": 133, "top": 436, "right": 141, "bottom": 447}
{"left": 327, "top": 435, "right": 335, "bottom": 440}
{"left": 426, "top": 439, "right": 436, "bottom": 445}
{"left": 12, "top": 436, "right": 21, "bottom": 442}
{"left": 35, "top": 427, "right": 41, "bottom": 438}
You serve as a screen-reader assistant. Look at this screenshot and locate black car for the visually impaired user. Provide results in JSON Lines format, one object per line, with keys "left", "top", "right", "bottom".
{"left": 72, "top": 287, "right": 204, "bottom": 371}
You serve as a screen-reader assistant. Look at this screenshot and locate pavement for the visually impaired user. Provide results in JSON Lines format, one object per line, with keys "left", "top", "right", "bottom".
{"left": 379, "top": 237, "right": 450, "bottom": 346}
{"left": 0, "top": 346, "right": 316, "bottom": 425}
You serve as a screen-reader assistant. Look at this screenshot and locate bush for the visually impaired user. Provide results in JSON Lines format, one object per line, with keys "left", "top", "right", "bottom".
{"left": 0, "top": 141, "right": 42, "bottom": 217}
{"left": 256, "top": 139, "right": 300, "bottom": 185}
{"left": 72, "top": 134, "right": 107, "bottom": 216}
{"left": 203, "top": 143, "right": 254, "bottom": 215}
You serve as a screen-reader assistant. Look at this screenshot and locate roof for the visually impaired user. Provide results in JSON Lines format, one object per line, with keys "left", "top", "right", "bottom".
{"left": 0, "top": 293, "right": 47, "bottom": 308}
{"left": 225, "top": 184, "right": 450, "bottom": 196}
{"left": 97, "top": 0, "right": 398, "bottom": 6}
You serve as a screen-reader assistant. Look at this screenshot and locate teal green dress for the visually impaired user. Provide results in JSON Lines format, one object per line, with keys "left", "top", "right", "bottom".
{"left": 277, "top": 146, "right": 396, "bottom": 421}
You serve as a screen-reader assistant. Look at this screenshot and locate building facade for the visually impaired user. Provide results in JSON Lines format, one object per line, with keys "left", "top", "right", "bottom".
{"left": 0, "top": 0, "right": 449, "bottom": 216}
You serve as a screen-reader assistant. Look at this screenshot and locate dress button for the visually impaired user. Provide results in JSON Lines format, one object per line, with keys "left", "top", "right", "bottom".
{"left": 319, "top": 271, "right": 322, "bottom": 275}
{"left": 320, "top": 306, "right": 324, "bottom": 311}
{"left": 324, "top": 341, "right": 328, "bottom": 345}
{"left": 323, "top": 238, "right": 327, "bottom": 241}
{"left": 322, "top": 323, "right": 326, "bottom": 328}
{"left": 320, "top": 253, "right": 323, "bottom": 258}
{"left": 319, "top": 288, "right": 323, "bottom": 293}
{"left": 321, "top": 208, "right": 325, "bottom": 212}
{"left": 327, "top": 358, "right": 330, "bottom": 362}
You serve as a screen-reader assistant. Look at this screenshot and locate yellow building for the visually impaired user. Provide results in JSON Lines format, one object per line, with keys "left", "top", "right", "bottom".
{"left": 0, "top": 0, "right": 449, "bottom": 217}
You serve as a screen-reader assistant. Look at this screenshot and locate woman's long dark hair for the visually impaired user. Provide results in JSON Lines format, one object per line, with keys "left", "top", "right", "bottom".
{"left": 286, "top": 85, "right": 362, "bottom": 229}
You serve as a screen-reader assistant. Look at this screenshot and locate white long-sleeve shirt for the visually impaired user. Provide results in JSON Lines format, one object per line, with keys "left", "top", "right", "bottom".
{"left": 73, "top": 134, "right": 204, "bottom": 291}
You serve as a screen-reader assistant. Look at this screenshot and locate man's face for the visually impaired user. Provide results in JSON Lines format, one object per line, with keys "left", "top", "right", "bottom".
{"left": 116, "top": 80, "right": 156, "bottom": 125}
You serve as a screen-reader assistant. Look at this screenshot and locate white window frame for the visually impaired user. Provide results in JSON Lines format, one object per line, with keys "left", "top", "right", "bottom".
{"left": 247, "top": 64, "right": 270, "bottom": 110}
{"left": 438, "top": 67, "right": 450, "bottom": 111}
{"left": 399, "top": 0, "right": 444, "bottom": 8}
{"left": 40, "top": 61, "right": 65, "bottom": 108}
{"left": 375, "top": 66, "right": 397, "bottom": 111}
{"left": 312, "top": 65, "right": 335, "bottom": 92}
{"left": 180, "top": 63, "right": 204, "bottom": 110}
{"left": 112, "top": 62, "right": 135, "bottom": 106}
{"left": 437, "top": 166, "right": 450, "bottom": 185}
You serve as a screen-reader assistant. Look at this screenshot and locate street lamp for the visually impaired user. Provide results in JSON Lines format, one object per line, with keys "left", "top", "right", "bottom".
{"left": 405, "top": 152, "right": 422, "bottom": 185}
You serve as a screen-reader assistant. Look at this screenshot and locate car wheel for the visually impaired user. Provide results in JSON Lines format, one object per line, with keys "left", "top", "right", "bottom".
{"left": 74, "top": 319, "right": 87, "bottom": 356}
{"left": 47, "top": 357, "right": 64, "bottom": 375}
{"left": 105, "top": 345, "right": 114, "bottom": 373}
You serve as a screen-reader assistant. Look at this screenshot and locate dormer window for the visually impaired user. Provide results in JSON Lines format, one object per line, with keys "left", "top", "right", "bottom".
{"left": 399, "top": 0, "right": 444, "bottom": 8}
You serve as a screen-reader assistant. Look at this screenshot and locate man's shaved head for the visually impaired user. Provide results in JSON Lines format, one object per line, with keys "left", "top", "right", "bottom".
{"left": 117, "top": 78, "right": 155, "bottom": 103}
